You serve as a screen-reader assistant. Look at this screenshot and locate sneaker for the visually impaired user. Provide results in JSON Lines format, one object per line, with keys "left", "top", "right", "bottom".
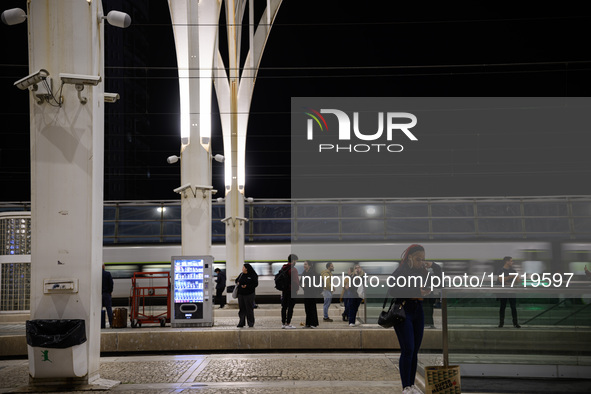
{"left": 236, "top": 325, "right": 244, "bottom": 328}
{"left": 323, "top": 318, "right": 333, "bottom": 322}
{"left": 498, "top": 323, "right": 504, "bottom": 328}
{"left": 513, "top": 324, "right": 521, "bottom": 328}
{"left": 349, "top": 323, "right": 355, "bottom": 327}
{"left": 304, "top": 325, "right": 311, "bottom": 329}
{"left": 285, "top": 324, "right": 296, "bottom": 329}
{"left": 310, "top": 326, "right": 317, "bottom": 329}
{"left": 402, "top": 387, "right": 414, "bottom": 393}
{"left": 411, "top": 385, "right": 423, "bottom": 393}
{"left": 281, "top": 324, "right": 286, "bottom": 329}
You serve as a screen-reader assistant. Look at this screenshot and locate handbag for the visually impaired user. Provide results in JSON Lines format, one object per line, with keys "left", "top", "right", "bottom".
{"left": 356, "top": 285, "right": 365, "bottom": 299}
{"left": 232, "top": 273, "right": 242, "bottom": 298}
{"left": 377, "top": 298, "right": 405, "bottom": 328}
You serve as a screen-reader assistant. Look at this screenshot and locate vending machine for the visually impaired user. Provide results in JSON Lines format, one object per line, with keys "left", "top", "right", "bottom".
{"left": 171, "top": 255, "right": 214, "bottom": 327}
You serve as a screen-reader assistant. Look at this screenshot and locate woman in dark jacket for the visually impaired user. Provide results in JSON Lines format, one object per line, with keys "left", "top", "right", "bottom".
{"left": 390, "top": 244, "right": 442, "bottom": 394}
{"left": 301, "top": 260, "right": 320, "bottom": 328}
{"left": 235, "top": 263, "right": 258, "bottom": 328}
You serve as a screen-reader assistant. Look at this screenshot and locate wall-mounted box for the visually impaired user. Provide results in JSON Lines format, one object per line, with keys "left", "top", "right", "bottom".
{"left": 43, "top": 279, "right": 79, "bottom": 294}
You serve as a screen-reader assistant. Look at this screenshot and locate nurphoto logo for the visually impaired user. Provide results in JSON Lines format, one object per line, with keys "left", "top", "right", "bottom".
{"left": 304, "top": 107, "right": 418, "bottom": 153}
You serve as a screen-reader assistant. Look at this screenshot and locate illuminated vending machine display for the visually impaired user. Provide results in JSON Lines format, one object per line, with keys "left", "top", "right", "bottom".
{"left": 171, "top": 255, "right": 214, "bottom": 327}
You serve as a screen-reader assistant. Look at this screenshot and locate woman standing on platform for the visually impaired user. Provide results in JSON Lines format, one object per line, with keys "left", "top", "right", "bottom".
{"left": 391, "top": 244, "right": 442, "bottom": 394}
{"left": 301, "top": 260, "right": 320, "bottom": 328}
{"left": 235, "top": 263, "right": 258, "bottom": 328}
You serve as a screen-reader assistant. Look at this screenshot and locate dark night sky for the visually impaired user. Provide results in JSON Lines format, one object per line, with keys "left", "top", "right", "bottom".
{"left": 1, "top": 1, "right": 591, "bottom": 202}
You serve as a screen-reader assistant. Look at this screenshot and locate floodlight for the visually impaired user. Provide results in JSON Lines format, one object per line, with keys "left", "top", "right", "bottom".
{"left": 104, "top": 92, "right": 120, "bottom": 103}
{"left": 1, "top": 8, "right": 26, "bottom": 25}
{"left": 59, "top": 73, "right": 101, "bottom": 86}
{"left": 14, "top": 69, "right": 49, "bottom": 90}
{"left": 101, "top": 10, "right": 131, "bottom": 28}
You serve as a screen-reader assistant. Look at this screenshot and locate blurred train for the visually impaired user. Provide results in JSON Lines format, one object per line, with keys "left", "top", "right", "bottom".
{"left": 103, "top": 241, "right": 591, "bottom": 305}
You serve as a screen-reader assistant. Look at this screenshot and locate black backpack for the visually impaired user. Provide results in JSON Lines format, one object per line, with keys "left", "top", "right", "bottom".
{"left": 274, "top": 266, "right": 290, "bottom": 291}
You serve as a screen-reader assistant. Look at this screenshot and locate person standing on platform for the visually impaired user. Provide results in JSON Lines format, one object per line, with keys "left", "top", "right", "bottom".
{"left": 497, "top": 256, "right": 521, "bottom": 328}
{"left": 102, "top": 264, "right": 114, "bottom": 328}
{"left": 236, "top": 263, "right": 258, "bottom": 328}
{"left": 301, "top": 260, "right": 320, "bottom": 328}
{"left": 341, "top": 266, "right": 353, "bottom": 321}
{"left": 281, "top": 254, "right": 299, "bottom": 329}
{"left": 345, "top": 263, "right": 364, "bottom": 326}
{"left": 214, "top": 268, "right": 226, "bottom": 309}
{"left": 320, "top": 262, "right": 334, "bottom": 322}
{"left": 390, "top": 244, "right": 442, "bottom": 394}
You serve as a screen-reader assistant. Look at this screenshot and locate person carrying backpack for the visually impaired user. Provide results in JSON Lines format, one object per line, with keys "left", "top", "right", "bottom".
{"left": 280, "top": 254, "right": 299, "bottom": 329}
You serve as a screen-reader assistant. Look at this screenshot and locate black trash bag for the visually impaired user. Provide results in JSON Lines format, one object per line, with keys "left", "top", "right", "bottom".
{"left": 26, "top": 319, "right": 87, "bottom": 349}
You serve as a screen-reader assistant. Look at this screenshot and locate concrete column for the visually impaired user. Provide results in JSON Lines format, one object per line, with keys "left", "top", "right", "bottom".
{"left": 169, "top": 0, "right": 221, "bottom": 257}
{"left": 26, "top": 0, "right": 104, "bottom": 385}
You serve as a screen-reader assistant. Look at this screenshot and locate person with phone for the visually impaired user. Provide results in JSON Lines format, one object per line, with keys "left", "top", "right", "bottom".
{"left": 390, "top": 244, "right": 442, "bottom": 394}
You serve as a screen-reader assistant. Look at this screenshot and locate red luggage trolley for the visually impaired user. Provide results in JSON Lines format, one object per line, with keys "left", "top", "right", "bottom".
{"left": 129, "top": 271, "right": 171, "bottom": 328}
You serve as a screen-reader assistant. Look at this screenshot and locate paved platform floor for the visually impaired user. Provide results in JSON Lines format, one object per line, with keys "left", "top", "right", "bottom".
{"left": 0, "top": 353, "right": 409, "bottom": 393}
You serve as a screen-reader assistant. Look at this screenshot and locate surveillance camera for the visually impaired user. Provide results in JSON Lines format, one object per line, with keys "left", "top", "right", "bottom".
{"left": 1, "top": 8, "right": 26, "bottom": 26}
{"left": 167, "top": 155, "right": 180, "bottom": 164}
{"left": 14, "top": 69, "right": 49, "bottom": 90}
{"left": 213, "top": 154, "right": 225, "bottom": 163}
{"left": 104, "top": 92, "right": 120, "bottom": 103}
{"left": 173, "top": 183, "right": 192, "bottom": 194}
{"left": 102, "top": 10, "right": 131, "bottom": 28}
{"left": 59, "top": 73, "right": 101, "bottom": 86}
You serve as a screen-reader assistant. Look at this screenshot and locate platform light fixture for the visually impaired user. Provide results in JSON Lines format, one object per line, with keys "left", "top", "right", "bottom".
{"left": 1, "top": 8, "right": 26, "bottom": 25}
{"left": 104, "top": 92, "right": 120, "bottom": 103}
{"left": 100, "top": 10, "right": 131, "bottom": 28}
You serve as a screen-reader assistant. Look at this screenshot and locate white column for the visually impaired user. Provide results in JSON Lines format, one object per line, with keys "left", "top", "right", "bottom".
{"left": 27, "top": 0, "right": 104, "bottom": 385}
{"left": 169, "top": 0, "right": 221, "bottom": 257}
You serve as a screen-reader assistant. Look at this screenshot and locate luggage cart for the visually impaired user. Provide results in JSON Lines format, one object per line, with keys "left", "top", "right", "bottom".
{"left": 129, "top": 271, "right": 171, "bottom": 328}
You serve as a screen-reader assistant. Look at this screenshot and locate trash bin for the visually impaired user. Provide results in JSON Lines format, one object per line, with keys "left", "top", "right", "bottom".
{"left": 26, "top": 319, "right": 88, "bottom": 378}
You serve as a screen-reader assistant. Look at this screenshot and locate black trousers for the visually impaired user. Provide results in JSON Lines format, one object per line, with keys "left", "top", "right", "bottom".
{"left": 215, "top": 287, "right": 226, "bottom": 307}
{"left": 499, "top": 297, "right": 518, "bottom": 324}
{"left": 102, "top": 292, "right": 113, "bottom": 326}
{"left": 281, "top": 291, "right": 296, "bottom": 324}
{"left": 238, "top": 292, "right": 255, "bottom": 327}
{"left": 304, "top": 297, "right": 319, "bottom": 327}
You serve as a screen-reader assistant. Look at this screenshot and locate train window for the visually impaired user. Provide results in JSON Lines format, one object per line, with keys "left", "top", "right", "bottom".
{"left": 431, "top": 203, "right": 474, "bottom": 217}
{"left": 140, "top": 264, "right": 171, "bottom": 273}
{"left": 386, "top": 204, "right": 428, "bottom": 218}
{"left": 248, "top": 262, "right": 272, "bottom": 276}
{"left": 107, "top": 265, "right": 140, "bottom": 278}
{"left": 212, "top": 205, "right": 226, "bottom": 220}
{"left": 359, "top": 261, "right": 399, "bottom": 275}
{"left": 477, "top": 203, "right": 521, "bottom": 217}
